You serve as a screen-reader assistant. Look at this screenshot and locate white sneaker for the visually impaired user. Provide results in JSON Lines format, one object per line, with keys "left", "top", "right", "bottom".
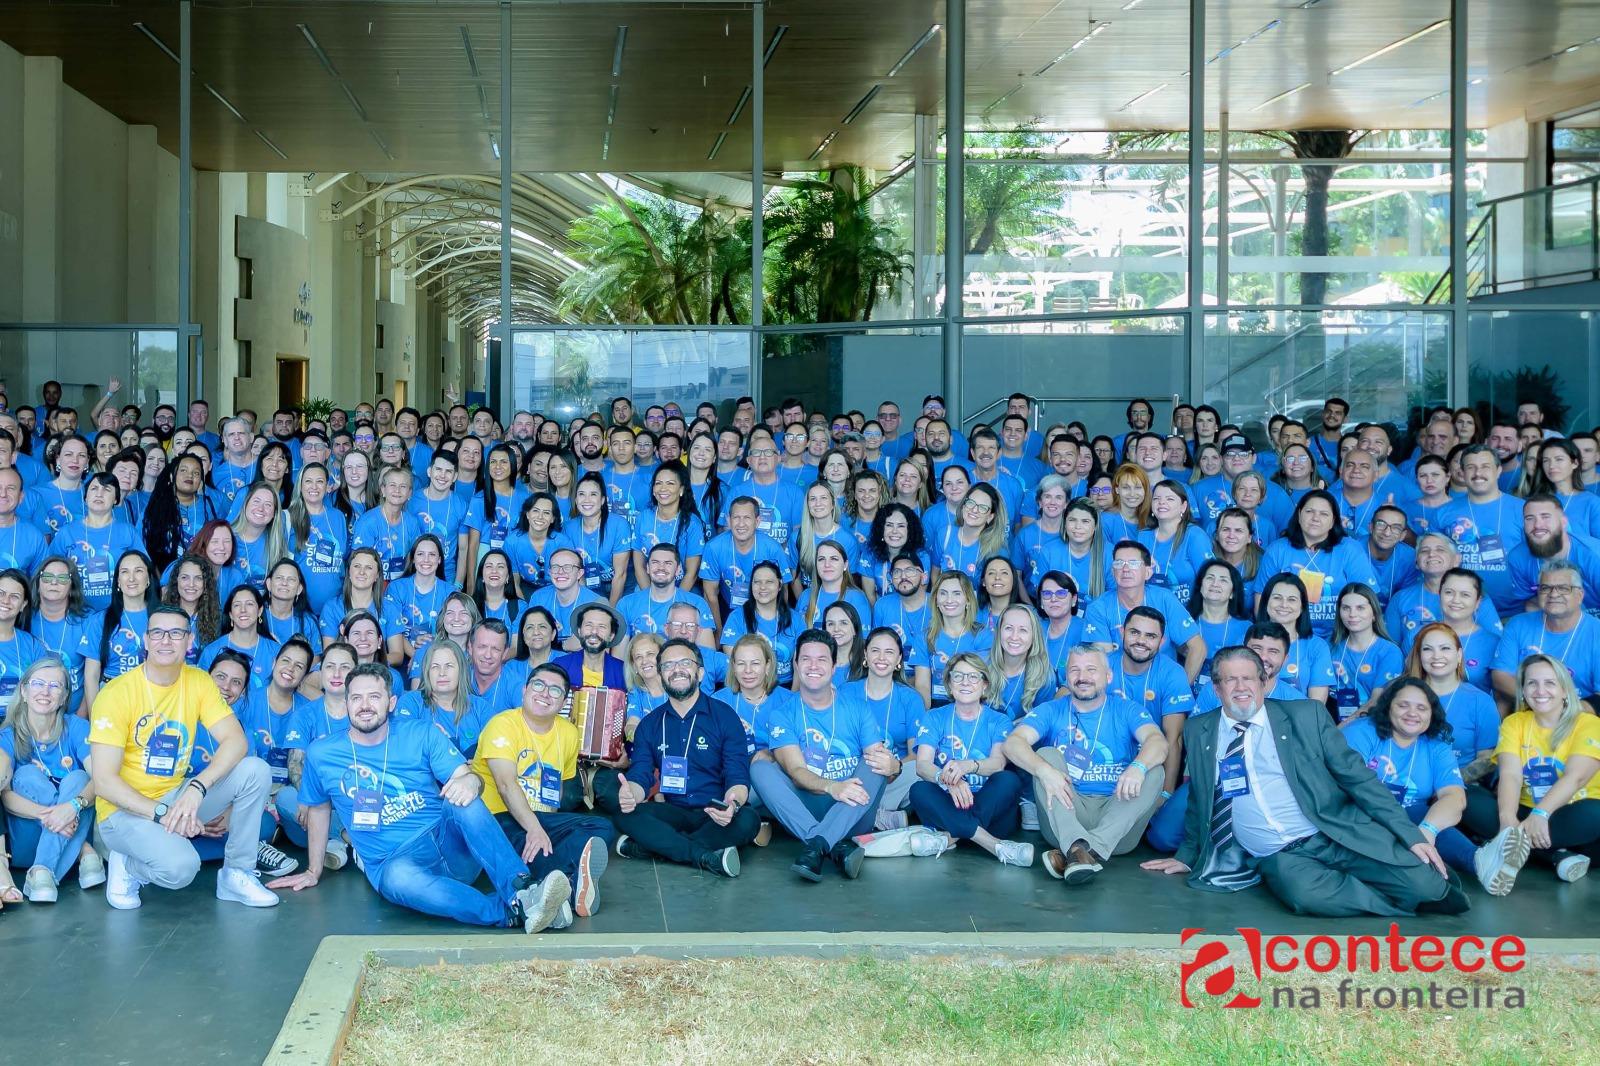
{"left": 1557, "top": 853, "right": 1591, "bottom": 883}
{"left": 1019, "top": 798, "right": 1040, "bottom": 832}
{"left": 106, "top": 851, "right": 145, "bottom": 910}
{"left": 256, "top": 841, "right": 299, "bottom": 877}
{"left": 1473, "top": 826, "right": 1530, "bottom": 897}
{"left": 324, "top": 838, "right": 350, "bottom": 871}
{"left": 23, "top": 866, "right": 59, "bottom": 903}
{"left": 516, "top": 871, "right": 571, "bottom": 933}
{"left": 217, "top": 866, "right": 281, "bottom": 908}
{"left": 78, "top": 850, "right": 107, "bottom": 890}
{"left": 909, "top": 828, "right": 954, "bottom": 858}
{"left": 995, "top": 840, "right": 1035, "bottom": 868}
{"left": 548, "top": 900, "right": 575, "bottom": 931}
{"left": 874, "top": 809, "right": 909, "bottom": 832}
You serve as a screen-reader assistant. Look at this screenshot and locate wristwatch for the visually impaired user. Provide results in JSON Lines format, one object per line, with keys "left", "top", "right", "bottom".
{"left": 153, "top": 801, "right": 170, "bottom": 821}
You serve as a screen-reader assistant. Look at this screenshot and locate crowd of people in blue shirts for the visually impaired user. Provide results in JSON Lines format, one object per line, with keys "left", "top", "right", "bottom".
{"left": 0, "top": 380, "right": 1598, "bottom": 927}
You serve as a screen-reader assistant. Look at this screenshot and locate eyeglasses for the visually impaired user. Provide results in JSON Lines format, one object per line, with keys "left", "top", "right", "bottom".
{"left": 550, "top": 563, "right": 581, "bottom": 574}
{"left": 947, "top": 670, "right": 985, "bottom": 684}
{"left": 147, "top": 627, "right": 192, "bottom": 642}
{"left": 354, "top": 435, "right": 375, "bottom": 444}
{"left": 748, "top": 448, "right": 777, "bottom": 458}
{"left": 1110, "top": 559, "right": 1144, "bottom": 571}
{"left": 526, "top": 678, "right": 568, "bottom": 698}
{"left": 1284, "top": 455, "right": 1309, "bottom": 466}
{"left": 27, "top": 678, "right": 63, "bottom": 694}
{"left": 962, "top": 499, "right": 992, "bottom": 513}
{"left": 38, "top": 573, "right": 72, "bottom": 586}
{"left": 659, "top": 659, "right": 697, "bottom": 674}
{"left": 1538, "top": 584, "right": 1580, "bottom": 597}
{"left": 1040, "top": 589, "right": 1073, "bottom": 600}
{"left": 1371, "top": 519, "right": 1406, "bottom": 534}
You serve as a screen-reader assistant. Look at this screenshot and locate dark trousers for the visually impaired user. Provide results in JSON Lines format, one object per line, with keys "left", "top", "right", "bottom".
{"left": 1459, "top": 786, "right": 1600, "bottom": 862}
{"left": 614, "top": 801, "right": 761, "bottom": 865}
{"left": 1256, "top": 831, "right": 1463, "bottom": 918}
{"left": 590, "top": 765, "right": 624, "bottom": 817}
{"left": 907, "top": 770, "right": 1023, "bottom": 841}
{"left": 493, "top": 810, "right": 616, "bottom": 886}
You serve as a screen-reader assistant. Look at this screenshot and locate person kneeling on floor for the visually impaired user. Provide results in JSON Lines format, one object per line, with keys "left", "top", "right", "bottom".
{"left": 265, "top": 664, "right": 572, "bottom": 933}
{"left": 614, "top": 639, "right": 758, "bottom": 876}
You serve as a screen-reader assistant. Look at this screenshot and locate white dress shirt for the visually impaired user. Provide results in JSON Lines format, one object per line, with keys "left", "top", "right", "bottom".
{"left": 1218, "top": 704, "right": 1318, "bottom": 858}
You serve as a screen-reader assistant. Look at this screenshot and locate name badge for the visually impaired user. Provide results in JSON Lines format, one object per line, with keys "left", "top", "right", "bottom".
{"left": 1333, "top": 687, "right": 1361, "bottom": 719}
{"left": 1218, "top": 752, "right": 1249, "bottom": 797}
{"left": 804, "top": 746, "right": 828, "bottom": 776}
{"left": 267, "top": 747, "right": 290, "bottom": 784}
{"left": 1478, "top": 534, "right": 1505, "bottom": 565}
{"left": 1063, "top": 745, "right": 1093, "bottom": 781}
{"left": 145, "top": 731, "right": 181, "bottom": 777}
{"left": 1525, "top": 761, "right": 1557, "bottom": 801}
{"left": 352, "top": 788, "right": 382, "bottom": 831}
{"left": 538, "top": 764, "right": 563, "bottom": 809}
{"left": 661, "top": 755, "right": 689, "bottom": 795}
{"left": 1148, "top": 570, "right": 1170, "bottom": 588}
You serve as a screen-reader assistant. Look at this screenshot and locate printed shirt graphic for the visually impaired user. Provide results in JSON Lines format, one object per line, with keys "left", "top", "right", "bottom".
{"left": 470, "top": 710, "right": 580, "bottom": 815}
{"left": 1020, "top": 695, "right": 1155, "bottom": 797}
{"left": 1494, "top": 711, "right": 1600, "bottom": 808}
{"left": 88, "top": 666, "right": 235, "bottom": 820}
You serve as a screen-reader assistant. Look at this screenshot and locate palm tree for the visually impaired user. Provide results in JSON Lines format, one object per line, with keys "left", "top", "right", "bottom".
{"left": 963, "top": 129, "right": 1063, "bottom": 256}
{"left": 763, "top": 166, "right": 910, "bottom": 323}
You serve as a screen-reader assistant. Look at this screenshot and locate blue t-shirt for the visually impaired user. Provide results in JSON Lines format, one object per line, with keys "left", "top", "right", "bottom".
{"left": 198, "top": 633, "right": 283, "bottom": 690}
{"left": 290, "top": 697, "right": 353, "bottom": 746}
{"left": 616, "top": 587, "right": 717, "bottom": 638}
{"left": 237, "top": 687, "right": 313, "bottom": 785}
{"left": 504, "top": 530, "right": 578, "bottom": 589}
{"left": 1436, "top": 495, "right": 1527, "bottom": 614}
{"left": 467, "top": 659, "right": 530, "bottom": 718}
{"left": 633, "top": 509, "right": 709, "bottom": 572}
{"left": 1081, "top": 586, "right": 1202, "bottom": 658}
{"left": 351, "top": 508, "right": 427, "bottom": 581}
{"left": 1433, "top": 683, "right": 1502, "bottom": 767}
{"left": 1195, "top": 616, "right": 1251, "bottom": 685}
{"left": 722, "top": 479, "right": 805, "bottom": 551}
{"left": 299, "top": 717, "right": 468, "bottom": 875}
{"left": 466, "top": 485, "right": 532, "bottom": 554}
{"left": 0, "top": 519, "right": 49, "bottom": 575}
{"left": 1019, "top": 695, "right": 1156, "bottom": 797}
{"left": 407, "top": 491, "right": 472, "bottom": 583}
{"left": 1341, "top": 716, "right": 1464, "bottom": 808}
{"left": 383, "top": 576, "right": 455, "bottom": 646}
{"left": 1386, "top": 584, "right": 1503, "bottom": 649}
{"left": 1506, "top": 535, "right": 1600, "bottom": 610}
{"left": 565, "top": 518, "right": 634, "bottom": 592}
{"left": 841, "top": 679, "right": 924, "bottom": 757}
{"left": 48, "top": 519, "right": 140, "bottom": 610}
{"left": 0, "top": 630, "right": 45, "bottom": 703}
{"left": 1279, "top": 634, "right": 1337, "bottom": 695}
{"left": 854, "top": 548, "right": 936, "bottom": 599}
{"left": 1493, "top": 613, "right": 1600, "bottom": 695}
{"left": 912, "top": 703, "right": 1012, "bottom": 791}
{"left": 719, "top": 610, "right": 803, "bottom": 684}
{"left": 600, "top": 464, "right": 653, "bottom": 537}
{"left": 23, "top": 482, "right": 86, "bottom": 537}
{"left": 28, "top": 611, "right": 95, "bottom": 712}
{"left": 86, "top": 608, "right": 149, "bottom": 681}
{"left": 926, "top": 626, "right": 995, "bottom": 703}
{"left": 1329, "top": 638, "right": 1405, "bottom": 713}
{"left": 1136, "top": 525, "right": 1213, "bottom": 605}
{"left": 698, "top": 531, "right": 794, "bottom": 609}
{"left": 992, "top": 665, "right": 1060, "bottom": 721}
{"left": 767, "top": 688, "right": 888, "bottom": 781}
{"left": 291, "top": 509, "right": 350, "bottom": 612}
{"left": 524, "top": 585, "right": 605, "bottom": 641}
{"left": 870, "top": 597, "right": 933, "bottom": 663}
{"left": 712, "top": 685, "right": 797, "bottom": 755}
{"left": 1108, "top": 654, "right": 1195, "bottom": 721}
{"left": 0, "top": 714, "right": 91, "bottom": 781}
{"left": 1253, "top": 538, "right": 1378, "bottom": 638}
{"left": 1193, "top": 675, "right": 1302, "bottom": 713}
{"left": 1366, "top": 542, "right": 1419, "bottom": 608}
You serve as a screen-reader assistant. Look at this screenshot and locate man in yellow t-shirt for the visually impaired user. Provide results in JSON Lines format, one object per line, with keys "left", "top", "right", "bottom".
{"left": 89, "top": 605, "right": 279, "bottom": 910}
{"left": 471, "top": 662, "right": 615, "bottom": 918}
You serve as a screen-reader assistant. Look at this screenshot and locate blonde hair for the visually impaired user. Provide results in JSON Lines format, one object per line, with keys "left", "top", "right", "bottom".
{"left": 1516, "top": 654, "right": 1590, "bottom": 750}
{"left": 0, "top": 657, "right": 73, "bottom": 764}
{"left": 987, "top": 604, "right": 1054, "bottom": 713}
{"left": 945, "top": 651, "right": 999, "bottom": 706}
{"left": 626, "top": 633, "right": 665, "bottom": 690}
{"left": 420, "top": 640, "right": 472, "bottom": 728}
{"left": 230, "top": 482, "right": 289, "bottom": 572}
{"left": 729, "top": 633, "right": 778, "bottom": 696}
{"left": 798, "top": 483, "right": 844, "bottom": 579}
{"left": 926, "top": 571, "right": 981, "bottom": 657}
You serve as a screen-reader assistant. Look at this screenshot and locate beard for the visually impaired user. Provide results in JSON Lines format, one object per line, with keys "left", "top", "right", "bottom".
{"left": 581, "top": 634, "right": 609, "bottom": 654}
{"left": 1528, "top": 533, "right": 1563, "bottom": 560}
{"left": 664, "top": 675, "right": 698, "bottom": 700}
{"left": 580, "top": 442, "right": 602, "bottom": 460}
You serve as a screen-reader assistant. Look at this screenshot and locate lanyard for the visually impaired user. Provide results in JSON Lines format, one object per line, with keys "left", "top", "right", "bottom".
{"left": 1069, "top": 701, "right": 1108, "bottom": 752}
{"left": 1382, "top": 737, "right": 1421, "bottom": 794}
{"left": 140, "top": 667, "right": 185, "bottom": 737}
{"left": 349, "top": 730, "right": 392, "bottom": 795}
{"left": 672, "top": 711, "right": 701, "bottom": 761}
{"left": 1541, "top": 618, "right": 1584, "bottom": 663}
{"left": 1338, "top": 639, "right": 1375, "bottom": 687}
{"left": 1114, "top": 661, "right": 1153, "bottom": 713}
{"left": 945, "top": 705, "right": 984, "bottom": 762}
{"left": 799, "top": 698, "right": 838, "bottom": 753}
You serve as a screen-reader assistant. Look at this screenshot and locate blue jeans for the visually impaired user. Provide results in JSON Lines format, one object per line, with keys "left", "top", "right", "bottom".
{"left": 908, "top": 770, "right": 1023, "bottom": 841}
{"left": 494, "top": 810, "right": 614, "bottom": 885}
{"left": 370, "top": 799, "right": 531, "bottom": 927}
{"left": 5, "top": 767, "right": 94, "bottom": 880}
{"left": 275, "top": 784, "right": 346, "bottom": 848}
{"left": 1145, "top": 781, "right": 1190, "bottom": 853}
{"left": 1405, "top": 802, "right": 1477, "bottom": 874}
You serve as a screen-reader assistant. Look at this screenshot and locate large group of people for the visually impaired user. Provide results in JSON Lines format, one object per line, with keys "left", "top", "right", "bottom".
{"left": 1, "top": 380, "right": 1598, "bottom": 929}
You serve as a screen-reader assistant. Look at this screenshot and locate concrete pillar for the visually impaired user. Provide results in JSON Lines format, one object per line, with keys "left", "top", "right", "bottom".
{"left": 1485, "top": 118, "right": 1532, "bottom": 290}
{"left": 192, "top": 171, "right": 247, "bottom": 414}
{"left": 20, "top": 55, "right": 62, "bottom": 323}
{"left": 126, "top": 125, "right": 161, "bottom": 321}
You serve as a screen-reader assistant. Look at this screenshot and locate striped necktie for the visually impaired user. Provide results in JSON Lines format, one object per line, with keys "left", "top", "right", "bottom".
{"left": 1195, "top": 721, "right": 1262, "bottom": 891}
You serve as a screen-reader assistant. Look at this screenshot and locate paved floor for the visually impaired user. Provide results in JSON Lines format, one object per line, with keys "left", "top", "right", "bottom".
{"left": 1, "top": 835, "right": 1592, "bottom": 1065}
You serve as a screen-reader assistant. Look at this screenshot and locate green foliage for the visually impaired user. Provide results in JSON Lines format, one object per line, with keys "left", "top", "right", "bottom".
{"left": 294, "top": 396, "right": 337, "bottom": 426}
{"left": 963, "top": 129, "right": 1064, "bottom": 256}
{"left": 762, "top": 167, "right": 911, "bottom": 324}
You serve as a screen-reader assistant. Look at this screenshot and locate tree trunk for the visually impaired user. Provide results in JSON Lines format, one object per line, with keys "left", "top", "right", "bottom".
{"left": 1299, "top": 162, "right": 1333, "bottom": 305}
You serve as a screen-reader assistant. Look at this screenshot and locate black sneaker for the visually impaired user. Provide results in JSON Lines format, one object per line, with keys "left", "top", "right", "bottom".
{"left": 791, "top": 837, "right": 827, "bottom": 882}
{"left": 615, "top": 834, "right": 642, "bottom": 860}
{"left": 830, "top": 839, "right": 865, "bottom": 880}
{"left": 697, "top": 847, "right": 741, "bottom": 878}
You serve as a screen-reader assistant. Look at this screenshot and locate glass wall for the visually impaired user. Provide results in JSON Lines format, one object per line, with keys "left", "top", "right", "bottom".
{"left": 1468, "top": 310, "right": 1600, "bottom": 433}
{"left": 511, "top": 328, "right": 748, "bottom": 419}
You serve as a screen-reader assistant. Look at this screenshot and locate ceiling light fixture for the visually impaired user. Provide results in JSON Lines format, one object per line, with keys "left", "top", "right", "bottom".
{"left": 888, "top": 24, "right": 941, "bottom": 77}
{"left": 477, "top": 84, "right": 490, "bottom": 122}
{"left": 460, "top": 26, "right": 480, "bottom": 78}
{"left": 1252, "top": 81, "right": 1311, "bottom": 111}
{"left": 809, "top": 130, "right": 838, "bottom": 160}
{"left": 1510, "top": 36, "right": 1600, "bottom": 71}
{"left": 204, "top": 83, "right": 248, "bottom": 124}
{"left": 1119, "top": 83, "right": 1167, "bottom": 111}
{"left": 602, "top": 130, "right": 611, "bottom": 161}
{"left": 611, "top": 26, "right": 628, "bottom": 78}
{"left": 607, "top": 84, "right": 619, "bottom": 126}
{"left": 297, "top": 24, "right": 341, "bottom": 79}
{"left": 1033, "top": 22, "right": 1110, "bottom": 77}
{"left": 255, "top": 130, "right": 288, "bottom": 160}
{"left": 1209, "top": 19, "right": 1280, "bottom": 65}
{"left": 708, "top": 131, "right": 728, "bottom": 161}
{"left": 132, "top": 22, "right": 180, "bottom": 63}
{"left": 764, "top": 24, "right": 788, "bottom": 66}
{"left": 1330, "top": 19, "right": 1446, "bottom": 77}
{"left": 1121, "top": 0, "right": 1145, "bottom": 9}
{"left": 842, "top": 85, "right": 882, "bottom": 124}
{"left": 341, "top": 83, "right": 370, "bottom": 123}
{"left": 368, "top": 127, "right": 394, "bottom": 161}
{"left": 727, "top": 85, "right": 752, "bottom": 125}
{"left": 489, "top": 134, "right": 500, "bottom": 160}
{"left": 984, "top": 84, "right": 1024, "bottom": 115}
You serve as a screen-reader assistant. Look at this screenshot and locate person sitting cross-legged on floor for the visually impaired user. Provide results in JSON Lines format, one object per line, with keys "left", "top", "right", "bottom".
{"left": 907, "top": 652, "right": 1032, "bottom": 868}
{"left": 751, "top": 628, "right": 901, "bottom": 882}
{"left": 1141, "top": 645, "right": 1469, "bottom": 917}
{"left": 1002, "top": 642, "right": 1167, "bottom": 885}
{"left": 614, "top": 638, "right": 760, "bottom": 876}
{"left": 471, "top": 661, "right": 615, "bottom": 919}
{"left": 265, "top": 663, "right": 572, "bottom": 933}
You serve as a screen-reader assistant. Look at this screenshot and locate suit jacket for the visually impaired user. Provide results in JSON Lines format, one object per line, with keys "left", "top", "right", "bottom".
{"left": 1174, "top": 698, "right": 1425, "bottom": 875}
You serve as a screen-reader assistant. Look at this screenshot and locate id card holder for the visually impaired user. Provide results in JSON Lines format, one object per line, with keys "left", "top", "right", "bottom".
{"left": 267, "top": 747, "right": 290, "bottom": 785}
{"left": 1297, "top": 567, "right": 1326, "bottom": 604}
{"left": 352, "top": 788, "right": 382, "bottom": 831}
{"left": 145, "top": 731, "right": 180, "bottom": 777}
{"left": 1063, "top": 745, "right": 1092, "bottom": 781}
{"left": 1218, "top": 752, "right": 1249, "bottom": 797}
{"left": 804, "top": 747, "right": 828, "bottom": 776}
{"left": 661, "top": 755, "right": 689, "bottom": 795}
{"left": 538, "top": 764, "right": 563, "bottom": 809}
{"left": 1478, "top": 534, "right": 1505, "bottom": 565}
{"left": 1333, "top": 687, "right": 1361, "bottom": 720}
{"left": 1148, "top": 570, "right": 1171, "bottom": 588}
{"left": 1525, "top": 762, "right": 1557, "bottom": 801}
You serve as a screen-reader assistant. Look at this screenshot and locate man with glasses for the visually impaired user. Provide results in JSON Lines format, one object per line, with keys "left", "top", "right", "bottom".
{"left": 870, "top": 551, "right": 933, "bottom": 654}
{"left": 1002, "top": 643, "right": 1167, "bottom": 885}
{"left": 1363, "top": 504, "right": 1417, "bottom": 610}
{"left": 91, "top": 605, "right": 279, "bottom": 910}
{"left": 267, "top": 663, "right": 572, "bottom": 932}
{"left": 613, "top": 639, "right": 755, "bottom": 876}
{"left": 877, "top": 401, "right": 909, "bottom": 457}
{"left": 1492, "top": 559, "right": 1600, "bottom": 706}
{"left": 526, "top": 548, "right": 605, "bottom": 647}
{"left": 472, "top": 661, "right": 614, "bottom": 921}
{"left": 1083, "top": 541, "right": 1205, "bottom": 682}
{"left": 753, "top": 629, "right": 899, "bottom": 881}
{"left": 1507, "top": 494, "right": 1600, "bottom": 611}
{"left": 351, "top": 421, "right": 378, "bottom": 456}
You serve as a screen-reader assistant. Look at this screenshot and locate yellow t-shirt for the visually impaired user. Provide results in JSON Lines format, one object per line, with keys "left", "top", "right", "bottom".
{"left": 470, "top": 709, "right": 580, "bottom": 815}
{"left": 1494, "top": 711, "right": 1600, "bottom": 808}
{"left": 582, "top": 666, "right": 603, "bottom": 689}
{"left": 88, "top": 665, "right": 235, "bottom": 821}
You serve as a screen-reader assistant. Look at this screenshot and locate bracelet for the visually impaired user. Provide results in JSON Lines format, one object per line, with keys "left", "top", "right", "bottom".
{"left": 69, "top": 796, "right": 85, "bottom": 814}
{"left": 186, "top": 778, "right": 208, "bottom": 798}
{"left": 1419, "top": 820, "right": 1440, "bottom": 837}
{"left": 1160, "top": 789, "right": 1174, "bottom": 800}
{"left": 1529, "top": 807, "right": 1549, "bottom": 819}
{"left": 1129, "top": 759, "right": 1147, "bottom": 775}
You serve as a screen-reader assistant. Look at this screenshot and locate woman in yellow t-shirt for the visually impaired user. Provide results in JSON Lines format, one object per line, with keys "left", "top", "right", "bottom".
{"left": 1461, "top": 654, "right": 1600, "bottom": 895}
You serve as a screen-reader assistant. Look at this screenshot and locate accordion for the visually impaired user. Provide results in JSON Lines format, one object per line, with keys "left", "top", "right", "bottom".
{"left": 568, "top": 687, "right": 627, "bottom": 762}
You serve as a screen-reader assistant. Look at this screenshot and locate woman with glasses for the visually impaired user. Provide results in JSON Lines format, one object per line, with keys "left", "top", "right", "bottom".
{"left": 29, "top": 557, "right": 95, "bottom": 714}
{"left": 1036, "top": 571, "right": 1085, "bottom": 667}
{"left": 1, "top": 657, "right": 101, "bottom": 905}
{"left": 933, "top": 482, "right": 1007, "bottom": 585}
{"left": 1270, "top": 441, "right": 1323, "bottom": 504}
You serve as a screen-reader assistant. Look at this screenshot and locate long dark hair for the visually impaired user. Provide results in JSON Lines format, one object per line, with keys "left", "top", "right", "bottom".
{"left": 265, "top": 558, "right": 320, "bottom": 636}
{"left": 864, "top": 503, "right": 926, "bottom": 564}
{"left": 1285, "top": 488, "right": 1347, "bottom": 549}
{"left": 650, "top": 462, "right": 699, "bottom": 548}
{"left": 1255, "top": 571, "right": 1313, "bottom": 639}
{"left": 472, "top": 548, "right": 524, "bottom": 614}
{"left": 1187, "top": 559, "right": 1249, "bottom": 620}
{"left": 740, "top": 560, "right": 793, "bottom": 635}
{"left": 142, "top": 452, "right": 216, "bottom": 572}
{"left": 100, "top": 549, "right": 161, "bottom": 667}
{"left": 1368, "top": 677, "right": 1455, "bottom": 744}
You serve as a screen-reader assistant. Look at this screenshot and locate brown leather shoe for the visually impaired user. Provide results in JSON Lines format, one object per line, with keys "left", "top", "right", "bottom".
{"left": 1063, "top": 840, "right": 1103, "bottom": 885}
{"left": 1042, "top": 849, "right": 1067, "bottom": 880}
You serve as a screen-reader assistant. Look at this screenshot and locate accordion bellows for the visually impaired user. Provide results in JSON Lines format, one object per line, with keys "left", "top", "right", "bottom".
{"left": 569, "top": 687, "right": 627, "bottom": 762}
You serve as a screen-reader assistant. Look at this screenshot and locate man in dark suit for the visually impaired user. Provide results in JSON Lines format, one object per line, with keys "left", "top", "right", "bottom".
{"left": 1142, "top": 646, "right": 1469, "bottom": 917}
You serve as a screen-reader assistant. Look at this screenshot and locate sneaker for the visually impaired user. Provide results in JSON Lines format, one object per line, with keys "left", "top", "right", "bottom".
{"left": 1062, "top": 840, "right": 1102, "bottom": 885}
{"left": 217, "top": 866, "right": 281, "bottom": 908}
{"left": 1557, "top": 853, "right": 1591, "bottom": 883}
{"left": 874, "top": 809, "right": 909, "bottom": 832}
{"left": 23, "top": 866, "right": 58, "bottom": 903}
{"left": 1473, "top": 826, "right": 1530, "bottom": 897}
{"left": 78, "top": 850, "right": 107, "bottom": 890}
{"left": 548, "top": 900, "right": 575, "bottom": 931}
{"left": 1041, "top": 849, "right": 1067, "bottom": 880}
{"left": 697, "top": 846, "right": 740, "bottom": 878}
{"left": 754, "top": 820, "right": 773, "bottom": 848}
{"left": 995, "top": 841, "right": 1035, "bottom": 868}
{"left": 1019, "top": 798, "right": 1040, "bottom": 832}
{"left": 791, "top": 837, "right": 827, "bottom": 882}
{"left": 324, "top": 838, "right": 349, "bottom": 871}
{"left": 909, "top": 829, "right": 954, "bottom": 858}
{"left": 830, "top": 839, "right": 866, "bottom": 880}
{"left": 515, "top": 871, "right": 571, "bottom": 933}
{"left": 106, "top": 851, "right": 144, "bottom": 910}
{"left": 256, "top": 841, "right": 299, "bottom": 878}
{"left": 573, "top": 837, "right": 609, "bottom": 918}
{"left": 614, "top": 834, "right": 641, "bottom": 860}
